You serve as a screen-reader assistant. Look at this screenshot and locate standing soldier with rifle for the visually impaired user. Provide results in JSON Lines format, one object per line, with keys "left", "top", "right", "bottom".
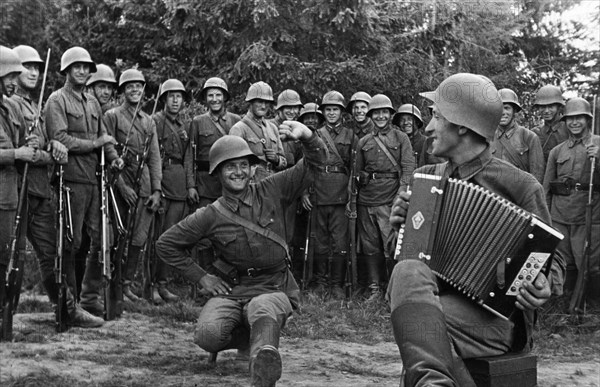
{"left": 543, "top": 97, "right": 600, "bottom": 310}
{"left": 355, "top": 95, "right": 414, "bottom": 301}
{"left": 104, "top": 69, "right": 162, "bottom": 303}
{"left": 149, "top": 79, "right": 189, "bottom": 304}
{"left": 45, "top": 46, "right": 122, "bottom": 326}
{"left": 10, "top": 46, "right": 96, "bottom": 332}
{"left": 87, "top": 64, "right": 117, "bottom": 113}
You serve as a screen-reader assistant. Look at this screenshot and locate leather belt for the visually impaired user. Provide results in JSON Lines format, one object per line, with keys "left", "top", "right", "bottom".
{"left": 164, "top": 157, "right": 183, "bottom": 165}
{"left": 316, "top": 165, "right": 348, "bottom": 174}
{"left": 239, "top": 261, "right": 288, "bottom": 278}
{"left": 369, "top": 171, "right": 398, "bottom": 179}
{"left": 574, "top": 183, "right": 600, "bottom": 192}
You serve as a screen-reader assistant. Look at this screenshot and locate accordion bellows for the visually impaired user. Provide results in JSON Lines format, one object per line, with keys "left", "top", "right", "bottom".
{"left": 394, "top": 173, "right": 563, "bottom": 320}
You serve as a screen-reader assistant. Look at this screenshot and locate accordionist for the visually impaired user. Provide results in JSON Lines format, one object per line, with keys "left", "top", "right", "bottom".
{"left": 386, "top": 73, "right": 565, "bottom": 387}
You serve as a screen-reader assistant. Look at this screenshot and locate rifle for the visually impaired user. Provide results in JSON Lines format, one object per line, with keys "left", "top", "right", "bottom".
{"left": 55, "top": 165, "right": 69, "bottom": 332}
{"left": 143, "top": 206, "right": 164, "bottom": 301}
{"left": 344, "top": 148, "right": 359, "bottom": 299}
{"left": 569, "top": 95, "right": 597, "bottom": 315}
{"left": 105, "top": 183, "right": 124, "bottom": 320}
{"left": 1, "top": 48, "right": 51, "bottom": 340}
{"left": 301, "top": 204, "right": 314, "bottom": 292}
{"left": 99, "top": 146, "right": 115, "bottom": 320}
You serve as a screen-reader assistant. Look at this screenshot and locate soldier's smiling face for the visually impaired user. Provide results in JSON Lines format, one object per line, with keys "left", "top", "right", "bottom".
{"left": 280, "top": 106, "right": 301, "bottom": 121}
{"left": 371, "top": 108, "right": 391, "bottom": 129}
{"left": 206, "top": 88, "right": 224, "bottom": 113}
{"left": 18, "top": 63, "right": 40, "bottom": 91}
{"left": 352, "top": 101, "right": 368, "bottom": 123}
{"left": 67, "top": 63, "right": 91, "bottom": 87}
{"left": 92, "top": 82, "right": 114, "bottom": 105}
{"left": 0, "top": 72, "right": 19, "bottom": 97}
{"left": 565, "top": 114, "right": 589, "bottom": 138}
{"left": 124, "top": 81, "right": 144, "bottom": 104}
{"left": 538, "top": 103, "right": 560, "bottom": 123}
{"left": 499, "top": 103, "right": 515, "bottom": 127}
{"left": 323, "top": 106, "right": 341, "bottom": 125}
{"left": 219, "top": 157, "right": 251, "bottom": 193}
{"left": 398, "top": 114, "right": 415, "bottom": 134}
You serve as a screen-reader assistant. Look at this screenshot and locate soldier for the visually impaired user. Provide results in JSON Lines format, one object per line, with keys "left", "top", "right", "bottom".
{"left": 87, "top": 64, "right": 117, "bottom": 113}
{"left": 392, "top": 104, "right": 425, "bottom": 168}
{"left": 103, "top": 68, "right": 162, "bottom": 302}
{"left": 387, "top": 73, "right": 564, "bottom": 386}
{"left": 151, "top": 79, "right": 190, "bottom": 303}
{"left": 356, "top": 95, "right": 414, "bottom": 300}
{"left": 491, "top": 88, "right": 545, "bottom": 182}
{"left": 532, "top": 85, "right": 569, "bottom": 164}
{"left": 305, "top": 90, "right": 355, "bottom": 297}
{"left": 298, "top": 102, "right": 324, "bottom": 131}
{"left": 346, "top": 92, "right": 373, "bottom": 139}
{"left": 543, "top": 97, "right": 599, "bottom": 301}
{"left": 186, "top": 77, "right": 240, "bottom": 269}
{"left": 45, "top": 46, "right": 122, "bottom": 322}
{"left": 156, "top": 122, "right": 327, "bottom": 387}
{"left": 230, "top": 81, "right": 286, "bottom": 182}
{"left": 270, "top": 89, "right": 303, "bottom": 168}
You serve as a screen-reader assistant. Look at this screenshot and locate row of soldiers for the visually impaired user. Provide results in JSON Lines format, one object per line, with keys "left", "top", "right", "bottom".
{"left": 0, "top": 44, "right": 598, "bottom": 335}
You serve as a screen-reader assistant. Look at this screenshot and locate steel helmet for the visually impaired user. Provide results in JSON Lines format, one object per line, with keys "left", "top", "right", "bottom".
{"left": 320, "top": 90, "right": 346, "bottom": 110}
{"left": 561, "top": 97, "right": 593, "bottom": 120}
{"left": 118, "top": 68, "right": 145, "bottom": 89}
{"left": 159, "top": 79, "right": 186, "bottom": 99}
{"left": 420, "top": 73, "right": 502, "bottom": 142}
{"left": 392, "top": 104, "right": 424, "bottom": 128}
{"left": 245, "top": 81, "right": 274, "bottom": 102}
{"left": 13, "top": 45, "right": 44, "bottom": 65}
{"left": 275, "top": 89, "right": 302, "bottom": 110}
{"left": 534, "top": 85, "right": 564, "bottom": 106}
{"left": 0, "top": 46, "right": 26, "bottom": 77}
{"left": 298, "top": 102, "right": 325, "bottom": 122}
{"left": 60, "top": 46, "right": 97, "bottom": 74}
{"left": 366, "top": 94, "right": 395, "bottom": 117}
{"left": 200, "top": 77, "right": 230, "bottom": 102}
{"left": 499, "top": 88, "right": 522, "bottom": 112}
{"left": 346, "top": 91, "right": 372, "bottom": 113}
{"left": 86, "top": 64, "right": 116, "bottom": 86}
{"left": 208, "top": 135, "right": 261, "bottom": 175}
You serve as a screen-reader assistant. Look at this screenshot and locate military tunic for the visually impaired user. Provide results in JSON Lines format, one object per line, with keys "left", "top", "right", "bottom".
{"left": 186, "top": 111, "right": 240, "bottom": 204}
{"left": 348, "top": 118, "right": 375, "bottom": 140}
{"left": 491, "top": 121, "right": 545, "bottom": 183}
{"left": 532, "top": 119, "right": 569, "bottom": 164}
{"left": 543, "top": 133, "right": 600, "bottom": 281}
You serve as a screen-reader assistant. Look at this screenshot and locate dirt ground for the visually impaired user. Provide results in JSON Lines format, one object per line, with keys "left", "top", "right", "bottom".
{"left": 1, "top": 305, "right": 599, "bottom": 387}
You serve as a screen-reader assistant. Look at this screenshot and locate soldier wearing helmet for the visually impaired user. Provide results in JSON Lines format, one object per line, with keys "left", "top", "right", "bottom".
{"left": 543, "top": 97, "right": 600, "bottom": 304}
{"left": 11, "top": 45, "right": 103, "bottom": 328}
{"left": 186, "top": 77, "right": 241, "bottom": 271}
{"left": 45, "top": 46, "right": 123, "bottom": 325}
{"left": 531, "top": 85, "right": 569, "bottom": 164}
{"left": 298, "top": 102, "right": 324, "bottom": 131}
{"left": 156, "top": 122, "right": 327, "bottom": 387}
{"left": 148, "top": 79, "right": 190, "bottom": 304}
{"left": 387, "top": 73, "right": 564, "bottom": 386}
{"left": 355, "top": 95, "right": 414, "bottom": 300}
{"left": 392, "top": 104, "right": 426, "bottom": 167}
{"left": 490, "top": 88, "right": 545, "bottom": 182}
{"left": 302, "top": 90, "right": 355, "bottom": 297}
{"left": 86, "top": 64, "right": 117, "bottom": 113}
{"left": 230, "top": 81, "right": 287, "bottom": 182}
{"left": 103, "top": 68, "right": 162, "bottom": 303}
{"left": 0, "top": 46, "right": 43, "bottom": 316}
{"left": 347, "top": 91, "right": 374, "bottom": 139}
{"left": 270, "top": 89, "right": 303, "bottom": 167}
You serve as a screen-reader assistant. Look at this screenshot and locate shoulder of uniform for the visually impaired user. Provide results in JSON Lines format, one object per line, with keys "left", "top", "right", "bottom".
{"left": 227, "top": 111, "right": 241, "bottom": 120}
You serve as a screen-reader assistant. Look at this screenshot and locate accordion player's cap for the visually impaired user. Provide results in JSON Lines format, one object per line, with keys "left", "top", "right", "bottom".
{"left": 419, "top": 73, "right": 502, "bottom": 142}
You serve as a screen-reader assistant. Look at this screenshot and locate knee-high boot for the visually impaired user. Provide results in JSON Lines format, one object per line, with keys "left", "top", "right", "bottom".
{"left": 80, "top": 253, "right": 104, "bottom": 314}
{"left": 329, "top": 254, "right": 347, "bottom": 298}
{"left": 312, "top": 254, "right": 328, "bottom": 292}
{"left": 123, "top": 245, "right": 142, "bottom": 302}
{"left": 249, "top": 317, "right": 282, "bottom": 387}
{"left": 365, "top": 253, "right": 383, "bottom": 300}
{"left": 391, "top": 303, "right": 475, "bottom": 387}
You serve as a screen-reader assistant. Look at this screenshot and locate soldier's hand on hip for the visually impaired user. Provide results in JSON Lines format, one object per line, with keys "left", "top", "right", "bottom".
{"left": 390, "top": 191, "right": 411, "bottom": 231}
{"left": 199, "top": 274, "right": 232, "bottom": 296}
{"left": 515, "top": 272, "right": 551, "bottom": 312}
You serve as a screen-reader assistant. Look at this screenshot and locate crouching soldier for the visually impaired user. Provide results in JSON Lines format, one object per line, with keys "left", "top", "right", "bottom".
{"left": 156, "top": 121, "right": 326, "bottom": 387}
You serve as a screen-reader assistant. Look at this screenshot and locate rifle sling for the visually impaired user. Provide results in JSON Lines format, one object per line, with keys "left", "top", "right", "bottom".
{"left": 319, "top": 127, "right": 344, "bottom": 164}
{"left": 373, "top": 134, "right": 402, "bottom": 174}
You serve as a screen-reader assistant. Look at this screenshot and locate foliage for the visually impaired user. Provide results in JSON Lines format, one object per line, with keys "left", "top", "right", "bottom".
{"left": 0, "top": 0, "right": 597, "bottom": 118}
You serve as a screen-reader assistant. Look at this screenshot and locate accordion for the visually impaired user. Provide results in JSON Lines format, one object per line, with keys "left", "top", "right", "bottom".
{"left": 394, "top": 173, "right": 564, "bottom": 320}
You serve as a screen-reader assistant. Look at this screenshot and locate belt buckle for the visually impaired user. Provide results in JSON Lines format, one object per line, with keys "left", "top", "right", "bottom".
{"left": 371, "top": 172, "right": 378, "bottom": 179}
{"left": 575, "top": 183, "right": 583, "bottom": 191}
{"left": 325, "top": 165, "right": 331, "bottom": 173}
{"left": 247, "top": 268, "right": 256, "bottom": 277}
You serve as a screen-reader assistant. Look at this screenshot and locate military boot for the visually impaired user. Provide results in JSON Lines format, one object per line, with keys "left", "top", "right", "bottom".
{"left": 391, "top": 303, "right": 475, "bottom": 387}
{"left": 365, "top": 254, "right": 383, "bottom": 301}
{"left": 329, "top": 254, "right": 347, "bottom": 299}
{"left": 80, "top": 256, "right": 105, "bottom": 316}
{"left": 157, "top": 282, "right": 180, "bottom": 303}
{"left": 123, "top": 245, "right": 142, "bottom": 302}
{"left": 66, "top": 289, "right": 104, "bottom": 328}
{"left": 311, "top": 254, "right": 329, "bottom": 294}
{"left": 249, "top": 317, "right": 282, "bottom": 387}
